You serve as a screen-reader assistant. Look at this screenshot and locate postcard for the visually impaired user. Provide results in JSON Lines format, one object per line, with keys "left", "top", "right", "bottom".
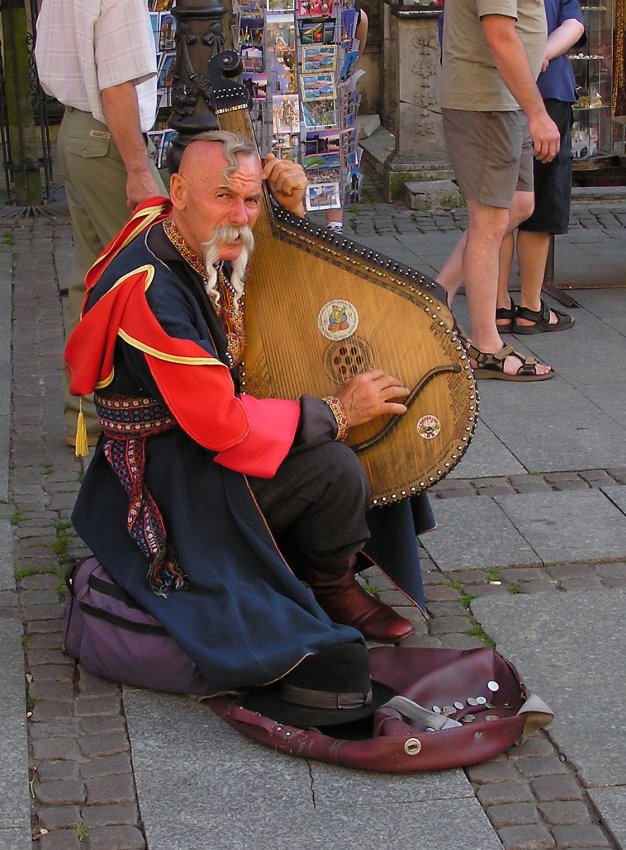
{"left": 305, "top": 166, "right": 341, "bottom": 188}
{"left": 272, "top": 94, "right": 301, "bottom": 133}
{"left": 344, "top": 165, "right": 362, "bottom": 204}
{"left": 271, "top": 130, "right": 300, "bottom": 160}
{"left": 150, "top": 13, "right": 160, "bottom": 50}
{"left": 304, "top": 128, "right": 341, "bottom": 155}
{"left": 159, "top": 13, "right": 176, "bottom": 51}
{"left": 243, "top": 72, "right": 268, "bottom": 101}
{"left": 339, "top": 8, "right": 357, "bottom": 46}
{"left": 339, "top": 49, "right": 359, "bottom": 81}
{"left": 298, "top": 18, "right": 336, "bottom": 44}
{"left": 157, "top": 53, "right": 175, "bottom": 90}
{"left": 302, "top": 98, "right": 337, "bottom": 128}
{"left": 273, "top": 131, "right": 300, "bottom": 149}
{"left": 302, "top": 151, "right": 341, "bottom": 170}
{"left": 158, "top": 87, "right": 172, "bottom": 110}
{"left": 301, "top": 44, "right": 336, "bottom": 74}
{"left": 267, "top": 45, "right": 298, "bottom": 94}
{"left": 239, "top": 16, "right": 265, "bottom": 48}
{"left": 265, "top": 17, "right": 297, "bottom": 97}
{"left": 158, "top": 129, "right": 178, "bottom": 169}
{"left": 234, "top": 0, "right": 264, "bottom": 14}
{"left": 300, "top": 72, "right": 336, "bottom": 101}
{"left": 266, "top": 13, "right": 297, "bottom": 51}
{"left": 297, "top": 0, "right": 335, "bottom": 16}
{"left": 267, "top": 0, "right": 295, "bottom": 9}
{"left": 305, "top": 181, "right": 341, "bottom": 211}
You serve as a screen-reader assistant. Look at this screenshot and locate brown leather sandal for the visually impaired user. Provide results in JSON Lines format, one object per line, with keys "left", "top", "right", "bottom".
{"left": 495, "top": 298, "right": 516, "bottom": 333}
{"left": 466, "top": 343, "right": 554, "bottom": 382}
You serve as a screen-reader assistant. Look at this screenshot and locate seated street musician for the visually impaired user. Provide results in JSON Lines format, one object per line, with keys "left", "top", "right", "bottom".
{"left": 65, "top": 130, "right": 435, "bottom": 699}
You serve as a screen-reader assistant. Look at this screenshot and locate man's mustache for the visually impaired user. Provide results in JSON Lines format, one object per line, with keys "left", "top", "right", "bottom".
{"left": 204, "top": 225, "right": 255, "bottom": 253}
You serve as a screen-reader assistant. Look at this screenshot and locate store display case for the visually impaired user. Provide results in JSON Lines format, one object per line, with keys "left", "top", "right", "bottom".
{"left": 569, "top": 0, "right": 626, "bottom": 166}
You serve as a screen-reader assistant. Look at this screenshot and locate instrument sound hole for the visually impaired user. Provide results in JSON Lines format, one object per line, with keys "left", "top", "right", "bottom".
{"left": 324, "top": 337, "right": 372, "bottom": 382}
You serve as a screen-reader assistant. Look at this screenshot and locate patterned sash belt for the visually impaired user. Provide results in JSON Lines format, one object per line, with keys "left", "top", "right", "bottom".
{"left": 94, "top": 393, "right": 187, "bottom": 597}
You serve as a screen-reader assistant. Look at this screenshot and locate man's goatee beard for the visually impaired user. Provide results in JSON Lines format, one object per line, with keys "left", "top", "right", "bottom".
{"left": 201, "top": 225, "right": 255, "bottom": 310}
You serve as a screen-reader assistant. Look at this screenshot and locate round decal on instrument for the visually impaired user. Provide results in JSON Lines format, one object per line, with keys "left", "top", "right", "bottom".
{"left": 416, "top": 415, "right": 441, "bottom": 440}
{"left": 318, "top": 300, "right": 359, "bottom": 341}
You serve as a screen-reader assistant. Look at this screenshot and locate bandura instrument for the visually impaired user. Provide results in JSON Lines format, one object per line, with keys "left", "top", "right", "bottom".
{"left": 208, "top": 52, "right": 477, "bottom": 505}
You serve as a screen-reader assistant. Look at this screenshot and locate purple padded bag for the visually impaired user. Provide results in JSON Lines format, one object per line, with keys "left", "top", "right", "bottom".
{"left": 63, "top": 556, "right": 214, "bottom": 695}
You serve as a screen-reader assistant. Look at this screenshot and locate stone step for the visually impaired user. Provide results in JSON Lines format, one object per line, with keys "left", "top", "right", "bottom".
{"left": 404, "top": 178, "right": 465, "bottom": 211}
{"left": 356, "top": 112, "right": 381, "bottom": 140}
{"left": 359, "top": 123, "right": 395, "bottom": 174}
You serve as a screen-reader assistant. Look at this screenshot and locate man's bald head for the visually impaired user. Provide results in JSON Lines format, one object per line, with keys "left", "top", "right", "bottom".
{"left": 176, "top": 130, "right": 258, "bottom": 180}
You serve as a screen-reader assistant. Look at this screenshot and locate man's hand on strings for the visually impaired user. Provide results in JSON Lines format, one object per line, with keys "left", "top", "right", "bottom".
{"left": 335, "top": 370, "right": 410, "bottom": 428}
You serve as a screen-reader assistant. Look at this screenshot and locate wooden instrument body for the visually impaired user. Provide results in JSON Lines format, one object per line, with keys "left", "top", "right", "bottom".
{"left": 209, "top": 52, "right": 477, "bottom": 505}
{"left": 241, "top": 208, "right": 478, "bottom": 504}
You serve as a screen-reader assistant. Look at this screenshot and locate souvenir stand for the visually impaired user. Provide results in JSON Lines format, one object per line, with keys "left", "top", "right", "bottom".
{"left": 232, "top": 0, "right": 364, "bottom": 212}
{"left": 147, "top": 0, "right": 179, "bottom": 169}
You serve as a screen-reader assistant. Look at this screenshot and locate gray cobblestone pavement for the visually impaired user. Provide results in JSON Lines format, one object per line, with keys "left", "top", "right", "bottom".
{"left": 2, "top": 186, "right": 626, "bottom": 848}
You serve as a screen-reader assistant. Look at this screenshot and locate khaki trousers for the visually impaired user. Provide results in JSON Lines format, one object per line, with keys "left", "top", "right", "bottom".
{"left": 58, "top": 107, "right": 166, "bottom": 438}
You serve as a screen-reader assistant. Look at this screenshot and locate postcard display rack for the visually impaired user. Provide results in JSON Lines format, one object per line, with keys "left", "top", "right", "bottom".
{"left": 147, "top": 0, "right": 178, "bottom": 170}
{"left": 569, "top": 0, "right": 625, "bottom": 161}
{"left": 233, "top": 0, "right": 364, "bottom": 211}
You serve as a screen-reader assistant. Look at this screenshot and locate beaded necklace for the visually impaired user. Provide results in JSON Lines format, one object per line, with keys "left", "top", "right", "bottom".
{"left": 162, "top": 216, "right": 246, "bottom": 368}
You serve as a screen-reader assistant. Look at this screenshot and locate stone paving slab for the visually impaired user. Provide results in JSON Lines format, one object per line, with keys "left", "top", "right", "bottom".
{"left": 579, "top": 289, "right": 626, "bottom": 335}
{"left": 482, "top": 405, "right": 626, "bottom": 474}
{"left": 476, "top": 372, "right": 601, "bottom": 414}
{"left": 447, "top": 421, "right": 526, "bottom": 480}
{"left": 602, "top": 484, "right": 626, "bottom": 514}
{"left": 471, "top": 590, "right": 626, "bottom": 789}
{"left": 588, "top": 788, "right": 626, "bottom": 849}
{"left": 125, "top": 689, "right": 502, "bottom": 850}
{"left": 420, "top": 497, "right": 540, "bottom": 571}
{"left": 309, "top": 759, "right": 471, "bottom": 807}
{"left": 139, "top": 798, "right": 505, "bottom": 850}
{"left": 0, "top": 613, "right": 32, "bottom": 844}
{"left": 521, "top": 323, "right": 626, "bottom": 391}
{"left": 0, "top": 252, "right": 10, "bottom": 504}
{"left": 0, "top": 828, "right": 33, "bottom": 850}
{"left": 494, "top": 490, "right": 626, "bottom": 564}
{"left": 0, "top": 523, "right": 15, "bottom": 593}
{"left": 574, "top": 380, "right": 626, "bottom": 425}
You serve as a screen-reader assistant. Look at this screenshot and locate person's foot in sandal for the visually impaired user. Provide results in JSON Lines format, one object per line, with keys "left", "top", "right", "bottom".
{"left": 512, "top": 299, "right": 574, "bottom": 334}
{"left": 495, "top": 297, "right": 516, "bottom": 333}
{"left": 467, "top": 343, "right": 554, "bottom": 381}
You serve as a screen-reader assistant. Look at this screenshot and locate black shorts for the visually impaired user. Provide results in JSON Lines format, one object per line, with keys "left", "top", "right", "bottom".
{"left": 519, "top": 99, "right": 574, "bottom": 235}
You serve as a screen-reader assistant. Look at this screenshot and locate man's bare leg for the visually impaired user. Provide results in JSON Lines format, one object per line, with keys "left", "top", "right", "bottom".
{"left": 441, "top": 188, "right": 534, "bottom": 309}
{"left": 497, "top": 231, "right": 516, "bottom": 329}
{"left": 436, "top": 230, "right": 466, "bottom": 305}
{"left": 464, "top": 199, "right": 552, "bottom": 376}
{"left": 515, "top": 230, "right": 561, "bottom": 326}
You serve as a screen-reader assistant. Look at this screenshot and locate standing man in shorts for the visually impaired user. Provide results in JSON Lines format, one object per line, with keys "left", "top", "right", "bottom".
{"left": 496, "top": 0, "right": 584, "bottom": 335}
{"left": 436, "top": 0, "right": 560, "bottom": 381}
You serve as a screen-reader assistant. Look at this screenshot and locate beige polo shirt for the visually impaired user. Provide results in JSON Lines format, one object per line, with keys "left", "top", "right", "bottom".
{"left": 440, "top": 0, "right": 547, "bottom": 111}
{"left": 35, "top": 0, "right": 158, "bottom": 133}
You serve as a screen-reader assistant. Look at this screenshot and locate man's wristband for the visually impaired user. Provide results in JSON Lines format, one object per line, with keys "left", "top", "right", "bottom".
{"left": 322, "top": 396, "right": 349, "bottom": 442}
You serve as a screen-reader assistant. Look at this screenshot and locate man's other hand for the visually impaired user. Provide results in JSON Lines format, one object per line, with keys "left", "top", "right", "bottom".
{"left": 126, "top": 167, "right": 164, "bottom": 212}
{"left": 529, "top": 112, "right": 560, "bottom": 163}
{"left": 263, "top": 153, "right": 307, "bottom": 217}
